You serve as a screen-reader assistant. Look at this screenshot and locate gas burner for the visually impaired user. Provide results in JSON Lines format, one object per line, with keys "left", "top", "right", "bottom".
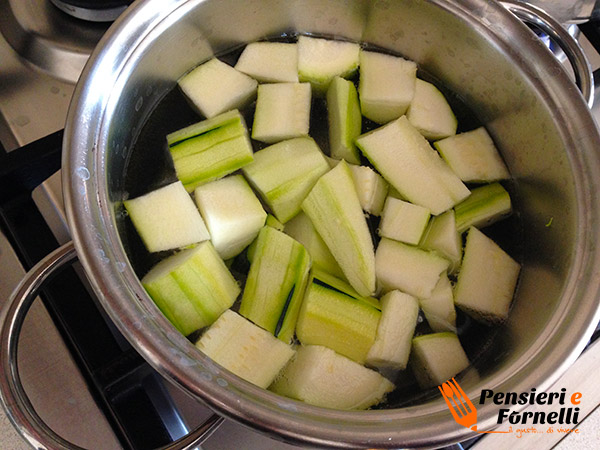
{"left": 0, "top": 0, "right": 110, "bottom": 83}
{"left": 49, "top": 0, "right": 132, "bottom": 22}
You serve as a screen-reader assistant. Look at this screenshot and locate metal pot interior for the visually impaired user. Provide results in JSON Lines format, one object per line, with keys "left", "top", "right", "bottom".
{"left": 64, "top": 0, "right": 600, "bottom": 447}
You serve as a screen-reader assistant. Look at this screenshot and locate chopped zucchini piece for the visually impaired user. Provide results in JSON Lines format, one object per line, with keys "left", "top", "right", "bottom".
{"left": 124, "top": 181, "right": 209, "bottom": 253}
{"left": 194, "top": 175, "right": 266, "bottom": 260}
{"left": 246, "top": 214, "right": 286, "bottom": 263}
{"left": 265, "top": 214, "right": 285, "bottom": 231}
{"left": 419, "top": 209, "right": 462, "bottom": 273}
{"left": 310, "top": 268, "right": 380, "bottom": 310}
{"left": 242, "top": 137, "right": 330, "bottom": 223}
{"left": 454, "top": 182, "right": 512, "bottom": 234}
{"left": 419, "top": 274, "right": 457, "bottom": 333}
{"left": 348, "top": 165, "right": 389, "bottom": 216}
{"left": 411, "top": 332, "right": 470, "bottom": 389}
{"left": 434, "top": 127, "right": 510, "bottom": 182}
{"left": 167, "top": 109, "right": 242, "bottom": 150}
{"left": 366, "top": 290, "right": 419, "bottom": 370}
{"left": 235, "top": 42, "right": 299, "bottom": 83}
{"left": 358, "top": 50, "right": 417, "bottom": 124}
{"left": 239, "top": 226, "right": 311, "bottom": 343}
{"left": 297, "top": 36, "right": 360, "bottom": 94}
{"left": 196, "top": 310, "right": 295, "bottom": 388}
{"left": 454, "top": 227, "right": 520, "bottom": 324}
{"left": 167, "top": 110, "right": 254, "bottom": 192}
{"left": 142, "top": 241, "right": 240, "bottom": 336}
{"left": 407, "top": 79, "right": 457, "bottom": 140}
{"left": 302, "top": 160, "right": 376, "bottom": 296}
{"left": 375, "top": 238, "right": 449, "bottom": 298}
{"left": 178, "top": 58, "right": 257, "bottom": 118}
{"left": 251, "top": 82, "right": 312, "bottom": 144}
{"left": 327, "top": 76, "right": 362, "bottom": 164}
{"left": 270, "top": 345, "right": 394, "bottom": 410}
{"left": 356, "top": 116, "right": 470, "bottom": 215}
{"left": 296, "top": 281, "right": 381, "bottom": 364}
{"left": 378, "top": 197, "right": 431, "bottom": 245}
{"left": 284, "top": 212, "right": 345, "bottom": 279}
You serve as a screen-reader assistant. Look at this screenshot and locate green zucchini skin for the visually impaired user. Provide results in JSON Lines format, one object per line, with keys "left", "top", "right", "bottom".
{"left": 239, "top": 226, "right": 311, "bottom": 344}
{"left": 302, "top": 160, "right": 376, "bottom": 297}
{"left": 142, "top": 241, "right": 240, "bottom": 336}
{"left": 295, "top": 281, "right": 381, "bottom": 364}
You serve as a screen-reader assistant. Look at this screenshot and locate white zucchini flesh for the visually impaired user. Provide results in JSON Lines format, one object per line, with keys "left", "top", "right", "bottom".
{"left": 411, "top": 332, "right": 470, "bottom": 389}
{"left": 302, "top": 160, "right": 377, "bottom": 297}
{"left": 124, "top": 181, "right": 209, "bottom": 253}
{"left": 234, "top": 42, "right": 299, "bottom": 83}
{"left": 178, "top": 58, "right": 258, "bottom": 118}
{"left": 270, "top": 345, "right": 395, "bottom": 410}
{"left": 454, "top": 182, "right": 512, "bottom": 234}
{"left": 196, "top": 310, "right": 295, "bottom": 389}
{"left": 356, "top": 116, "right": 471, "bottom": 215}
{"left": 251, "top": 82, "right": 312, "bottom": 144}
{"left": 327, "top": 76, "right": 362, "bottom": 164}
{"left": 407, "top": 79, "right": 457, "bottom": 140}
{"left": 419, "top": 209, "right": 462, "bottom": 273}
{"left": 375, "top": 237, "right": 449, "bottom": 298}
{"left": 454, "top": 227, "right": 520, "bottom": 324}
{"left": 194, "top": 175, "right": 267, "bottom": 260}
{"left": 297, "top": 36, "right": 360, "bottom": 94}
{"left": 348, "top": 165, "right": 389, "bottom": 216}
{"left": 142, "top": 242, "right": 240, "bottom": 336}
{"left": 434, "top": 127, "right": 510, "bottom": 182}
{"left": 242, "top": 137, "right": 330, "bottom": 223}
{"left": 284, "top": 211, "right": 346, "bottom": 280}
{"left": 366, "top": 290, "right": 419, "bottom": 370}
{"left": 419, "top": 274, "right": 457, "bottom": 333}
{"left": 358, "top": 50, "right": 417, "bottom": 124}
{"left": 378, "top": 197, "right": 431, "bottom": 245}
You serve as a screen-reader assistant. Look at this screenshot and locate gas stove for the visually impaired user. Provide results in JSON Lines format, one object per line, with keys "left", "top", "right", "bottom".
{"left": 1, "top": 1, "right": 600, "bottom": 449}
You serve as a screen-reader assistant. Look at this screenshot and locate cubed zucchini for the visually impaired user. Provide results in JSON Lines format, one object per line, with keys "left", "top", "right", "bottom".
{"left": 366, "top": 290, "right": 419, "bottom": 369}
{"left": 124, "top": 181, "right": 209, "bottom": 253}
{"left": 358, "top": 50, "right": 417, "bottom": 124}
{"left": 296, "top": 282, "right": 381, "bottom": 364}
{"left": 252, "top": 82, "right": 312, "bottom": 144}
{"left": 454, "top": 227, "right": 520, "bottom": 324}
{"left": 196, "top": 310, "right": 295, "bottom": 388}
{"left": 302, "top": 160, "right": 376, "bottom": 296}
{"left": 242, "top": 137, "right": 330, "bottom": 223}
{"left": 235, "top": 42, "right": 299, "bottom": 83}
{"left": 194, "top": 175, "right": 267, "bottom": 260}
{"left": 178, "top": 58, "right": 257, "bottom": 118}
{"left": 270, "top": 345, "right": 394, "bottom": 410}
{"left": 142, "top": 241, "right": 240, "bottom": 336}
{"left": 239, "top": 226, "right": 311, "bottom": 343}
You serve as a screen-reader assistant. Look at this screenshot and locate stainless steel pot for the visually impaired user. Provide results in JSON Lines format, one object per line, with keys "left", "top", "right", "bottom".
{"left": 3, "top": 0, "right": 600, "bottom": 448}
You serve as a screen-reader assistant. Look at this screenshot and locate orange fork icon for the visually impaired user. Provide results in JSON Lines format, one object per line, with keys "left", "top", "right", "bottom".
{"left": 439, "top": 378, "right": 511, "bottom": 434}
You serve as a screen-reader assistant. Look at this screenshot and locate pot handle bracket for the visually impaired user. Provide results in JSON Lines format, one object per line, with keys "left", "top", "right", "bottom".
{"left": 501, "top": 0, "right": 594, "bottom": 108}
{"left": 0, "top": 241, "right": 224, "bottom": 450}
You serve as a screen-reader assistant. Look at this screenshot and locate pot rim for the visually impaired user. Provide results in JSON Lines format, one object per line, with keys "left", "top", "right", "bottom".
{"left": 63, "top": 0, "right": 600, "bottom": 447}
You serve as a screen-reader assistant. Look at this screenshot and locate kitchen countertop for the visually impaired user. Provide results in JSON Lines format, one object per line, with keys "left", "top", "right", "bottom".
{"left": 0, "top": 230, "right": 121, "bottom": 449}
